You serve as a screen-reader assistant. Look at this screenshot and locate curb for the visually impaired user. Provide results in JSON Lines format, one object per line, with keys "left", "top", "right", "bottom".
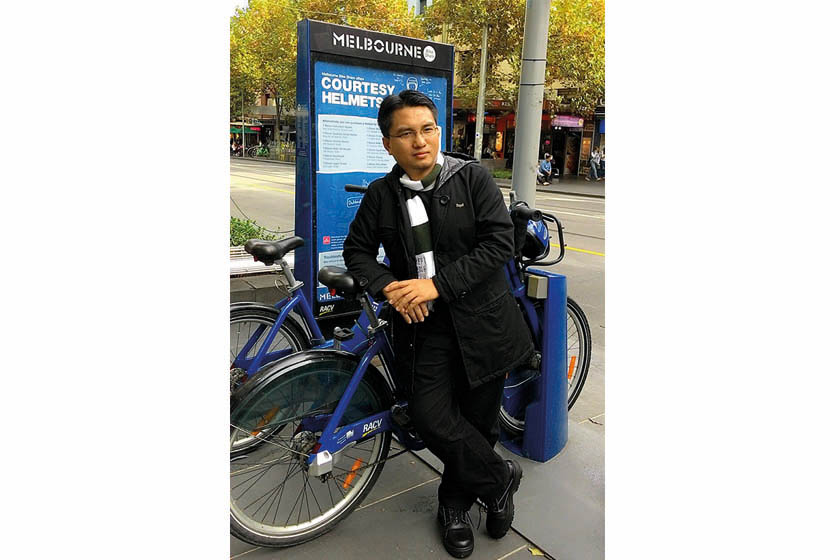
{"left": 232, "top": 156, "right": 605, "bottom": 199}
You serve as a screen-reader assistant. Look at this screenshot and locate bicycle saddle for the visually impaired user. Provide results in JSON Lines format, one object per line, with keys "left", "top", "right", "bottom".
{"left": 244, "top": 236, "right": 304, "bottom": 265}
{"left": 318, "top": 266, "right": 360, "bottom": 297}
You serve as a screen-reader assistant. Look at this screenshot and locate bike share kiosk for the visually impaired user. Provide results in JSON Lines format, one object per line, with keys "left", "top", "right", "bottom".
{"left": 294, "top": 19, "right": 454, "bottom": 326}
{"left": 293, "top": 19, "right": 567, "bottom": 462}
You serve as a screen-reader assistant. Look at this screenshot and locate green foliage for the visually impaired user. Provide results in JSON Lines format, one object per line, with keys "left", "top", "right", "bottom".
{"left": 546, "top": 0, "right": 605, "bottom": 117}
{"left": 423, "top": 0, "right": 604, "bottom": 117}
{"left": 230, "top": 0, "right": 425, "bottom": 122}
{"left": 492, "top": 168, "right": 512, "bottom": 179}
{"left": 424, "top": 0, "right": 525, "bottom": 108}
{"left": 231, "top": 217, "right": 278, "bottom": 247}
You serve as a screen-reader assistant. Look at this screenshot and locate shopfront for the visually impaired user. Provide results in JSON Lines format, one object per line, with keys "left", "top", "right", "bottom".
{"left": 549, "top": 115, "right": 585, "bottom": 176}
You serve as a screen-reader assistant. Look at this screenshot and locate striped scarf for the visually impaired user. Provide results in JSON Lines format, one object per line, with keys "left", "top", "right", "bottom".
{"left": 398, "top": 152, "right": 444, "bottom": 283}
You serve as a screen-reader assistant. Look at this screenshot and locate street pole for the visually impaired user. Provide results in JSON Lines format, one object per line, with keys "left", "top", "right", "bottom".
{"left": 473, "top": 24, "right": 489, "bottom": 162}
{"left": 511, "top": 0, "right": 551, "bottom": 207}
{"left": 241, "top": 90, "right": 246, "bottom": 156}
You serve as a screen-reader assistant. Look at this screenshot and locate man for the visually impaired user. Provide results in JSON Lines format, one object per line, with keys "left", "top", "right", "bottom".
{"left": 343, "top": 90, "right": 533, "bottom": 559}
{"left": 538, "top": 153, "right": 553, "bottom": 185}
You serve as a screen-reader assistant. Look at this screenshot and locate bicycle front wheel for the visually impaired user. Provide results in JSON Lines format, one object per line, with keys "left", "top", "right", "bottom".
{"left": 499, "top": 296, "right": 592, "bottom": 434}
{"left": 230, "top": 352, "right": 392, "bottom": 548}
{"left": 565, "top": 296, "right": 591, "bottom": 409}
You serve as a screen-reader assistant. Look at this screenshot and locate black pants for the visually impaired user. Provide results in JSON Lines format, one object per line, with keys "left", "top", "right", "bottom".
{"left": 408, "top": 304, "right": 509, "bottom": 510}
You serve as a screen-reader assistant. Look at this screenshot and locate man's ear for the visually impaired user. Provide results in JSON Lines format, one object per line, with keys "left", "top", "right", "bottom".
{"left": 382, "top": 136, "right": 392, "bottom": 155}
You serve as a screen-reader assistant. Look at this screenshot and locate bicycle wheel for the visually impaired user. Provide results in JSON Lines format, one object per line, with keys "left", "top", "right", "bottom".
{"left": 499, "top": 296, "right": 592, "bottom": 434}
{"left": 230, "top": 305, "right": 310, "bottom": 392}
{"left": 230, "top": 351, "right": 392, "bottom": 548}
{"left": 246, "top": 146, "right": 257, "bottom": 157}
{"left": 230, "top": 306, "right": 309, "bottom": 452}
{"left": 565, "top": 296, "right": 591, "bottom": 409}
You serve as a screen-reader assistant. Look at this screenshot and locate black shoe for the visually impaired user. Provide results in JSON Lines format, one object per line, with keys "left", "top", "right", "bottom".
{"left": 485, "top": 459, "right": 523, "bottom": 539}
{"left": 437, "top": 505, "right": 474, "bottom": 558}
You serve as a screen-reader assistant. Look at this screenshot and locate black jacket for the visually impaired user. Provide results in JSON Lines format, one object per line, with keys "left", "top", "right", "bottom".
{"left": 342, "top": 153, "right": 533, "bottom": 389}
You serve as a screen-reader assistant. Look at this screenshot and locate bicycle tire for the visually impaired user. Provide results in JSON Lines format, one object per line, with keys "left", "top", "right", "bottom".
{"left": 230, "top": 350, "right": 392, "bottom": 548}
{"left": 230, "top": 306, "right": 310, "bottom": 392}
{"left": 565, "top": 297, "right": 591, "bottom": 409}
{"left": 499, "top": 296, "right": 592, "bottom": 435}
{"left": 230, "top": 306, "right": 310, "bottom": 452}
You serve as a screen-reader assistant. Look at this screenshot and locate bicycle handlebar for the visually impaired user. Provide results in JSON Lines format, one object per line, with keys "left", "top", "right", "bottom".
{"left": 510, "top": 202, "right": 542, "bottom": 224}
{"left": 345, "top": 184, "right": 368, "bottom": 193}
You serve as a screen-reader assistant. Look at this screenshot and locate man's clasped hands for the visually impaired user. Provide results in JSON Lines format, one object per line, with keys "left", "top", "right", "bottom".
{"left": 383, "top": 278, "right": 439, "bottom": 324}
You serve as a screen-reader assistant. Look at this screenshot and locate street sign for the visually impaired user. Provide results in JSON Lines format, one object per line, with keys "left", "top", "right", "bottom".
{"left": 295, "top": 19, "right": 455, "bottom": 320}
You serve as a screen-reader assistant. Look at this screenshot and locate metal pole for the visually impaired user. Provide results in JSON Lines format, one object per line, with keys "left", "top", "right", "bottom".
{"left": 241, "top": 90, "right": 246, "bottom": 156}
{"left": 472, "top": 24, "right": 489, "bottom": 161}
{"left": 511, "top": 0, "right": 551, "bottom": 207}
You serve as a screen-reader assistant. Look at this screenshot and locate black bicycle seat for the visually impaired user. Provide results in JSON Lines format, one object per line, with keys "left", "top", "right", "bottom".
{"left": 244, "top": 236, "right": 304, "bottom": 265}
{"left": 318, "top": 266, "right": 360, "bottom": 297}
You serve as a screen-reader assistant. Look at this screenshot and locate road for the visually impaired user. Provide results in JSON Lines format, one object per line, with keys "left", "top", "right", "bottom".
{"left": 230, "top": 157, "right": 605, "bottom": 425}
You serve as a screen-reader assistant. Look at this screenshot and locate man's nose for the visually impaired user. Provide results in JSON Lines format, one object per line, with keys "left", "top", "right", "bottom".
{"left": 413, "top": 132, "right": 427, "bottom": 148}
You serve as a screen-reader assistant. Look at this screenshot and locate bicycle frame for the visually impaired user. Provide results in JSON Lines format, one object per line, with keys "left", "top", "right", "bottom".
{"left": 232, "top": 280, "right": 384, "bottom": 376}
{"left": 297, "top": 256, "right": 547, "bottom": 478}
{"left": 236, "top": 202, "right": 565, "bottom": 477}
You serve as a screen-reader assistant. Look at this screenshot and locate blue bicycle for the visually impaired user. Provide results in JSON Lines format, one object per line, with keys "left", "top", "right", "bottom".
{"left": 229, "top": 200, "right": 590, "bottom": 547}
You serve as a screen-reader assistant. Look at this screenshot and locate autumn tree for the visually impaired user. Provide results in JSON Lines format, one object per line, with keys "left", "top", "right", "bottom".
{"left": 423, "top": 0, "right": 604, "bottom": 117}
{"left": 230, "top": 0, "right": 425, "bottom": 128}
{"left": 545, "top": 0, "right": 605, "bottom": 117}
{"left": 423, "top": 0, "right": 526, "bottom": 109}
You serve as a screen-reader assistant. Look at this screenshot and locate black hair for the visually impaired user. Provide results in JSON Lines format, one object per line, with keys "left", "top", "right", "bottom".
{"left": 377, "top": 89, "right": 439, "bottom": 137}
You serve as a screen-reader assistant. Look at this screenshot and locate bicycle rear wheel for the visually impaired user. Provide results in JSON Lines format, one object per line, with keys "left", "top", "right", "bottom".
{"left": 231, "top": 306, "right": 310, "bottom": 453}
{"left": 230, "top": 352, "right": 392, "bottom": 548}
{"left": 499, "top": 296, "right": 591, "bottom": 434}
{"left": 230, "top": 305, "right": 309, "bottom": 393}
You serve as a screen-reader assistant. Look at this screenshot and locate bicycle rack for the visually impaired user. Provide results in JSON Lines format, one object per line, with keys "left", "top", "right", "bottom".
{"left": 500, "top": 269, "right": 568, "bottom": 462}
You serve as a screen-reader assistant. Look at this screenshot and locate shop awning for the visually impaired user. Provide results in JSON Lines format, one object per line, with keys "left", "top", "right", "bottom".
{"left": 230, "top": 126, "right": 261, "bottom": 134}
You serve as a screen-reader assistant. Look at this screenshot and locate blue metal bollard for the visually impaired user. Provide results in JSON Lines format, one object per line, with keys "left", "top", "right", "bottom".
{"left": 500, "top": 269, "right": 568, "bottom": 462}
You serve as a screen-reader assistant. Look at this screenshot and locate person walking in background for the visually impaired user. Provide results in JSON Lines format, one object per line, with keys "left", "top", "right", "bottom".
{"left": 598, "top": 146, "right": 605, "bottom": 180}
{"left": 586, "top": 146, "right": 601, "bottom": 181}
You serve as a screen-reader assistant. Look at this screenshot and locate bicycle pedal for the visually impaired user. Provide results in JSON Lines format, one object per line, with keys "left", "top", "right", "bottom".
{"left": 390, "top": 403, "right": 413, "bottom": 429}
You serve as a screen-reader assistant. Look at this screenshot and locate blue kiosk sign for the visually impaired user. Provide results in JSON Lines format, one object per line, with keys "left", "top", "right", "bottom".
{"left": 295, "top": 19, "right": 455, "bottom": 321}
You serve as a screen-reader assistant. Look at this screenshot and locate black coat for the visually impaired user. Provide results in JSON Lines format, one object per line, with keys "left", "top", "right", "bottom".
{"left": 342, "top": 153, "right": 533, "bottom": 389}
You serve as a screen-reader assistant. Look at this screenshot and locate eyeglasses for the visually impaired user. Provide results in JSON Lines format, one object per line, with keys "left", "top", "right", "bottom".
{"left": 388, "top": 125, "right": 440, "bottom": 142}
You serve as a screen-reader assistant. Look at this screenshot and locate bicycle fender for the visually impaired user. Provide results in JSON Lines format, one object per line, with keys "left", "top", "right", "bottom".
{"left": 230, "top": 301, "right": 279, "bottom": 314}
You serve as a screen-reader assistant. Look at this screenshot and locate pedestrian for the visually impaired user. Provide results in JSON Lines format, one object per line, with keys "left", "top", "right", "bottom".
{"left": 537, "top": 153, "right": 552, "bottom": 185}
{"left": 343, "top": 90, "right": 532, "bottom": 559}
{"left": 598, "top": 146, "right": 605, "bottom": 180}
{"left": 586, "top": 146, "right": 601, "bottom": 181}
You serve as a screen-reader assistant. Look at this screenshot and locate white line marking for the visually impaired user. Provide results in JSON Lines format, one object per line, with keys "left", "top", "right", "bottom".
{"left": 230, "top": 547, "right": 259, "bottom": 558}
{"left": 357, "top": 477, "right": 441, "bottom": 510}
{"left": 552, "top": 210, "right": 605, "bottom": 220}
{"left": 578, "top": 412, "right": 605, "bottom": 424}
{"left": 496, "top": 544, "right": 530, "bottom": 560}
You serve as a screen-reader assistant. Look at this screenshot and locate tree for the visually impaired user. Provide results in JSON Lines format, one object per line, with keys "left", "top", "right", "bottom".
{"left": 545, "top": 0, "right": 605, "bottom": 117}
{"left": 423, "top": 0, "right": 526, "bottom": 109}
{"left": 230, "top": 0, "right": 425, "bottom": 132}
{"left": 423, "top": 0, "right": 604, "bottom": 118}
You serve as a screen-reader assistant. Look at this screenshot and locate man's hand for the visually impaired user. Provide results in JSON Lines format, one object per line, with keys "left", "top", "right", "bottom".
{"left": 383, "top": 279, "right": 438, "bottom": 324}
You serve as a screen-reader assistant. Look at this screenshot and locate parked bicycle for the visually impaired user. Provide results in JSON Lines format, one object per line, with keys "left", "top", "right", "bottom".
{"left": 246, "top": 144, "right": 270, "bottom": 158}
{"left": 229, "top": 198, "right": 590, "bottom": 547}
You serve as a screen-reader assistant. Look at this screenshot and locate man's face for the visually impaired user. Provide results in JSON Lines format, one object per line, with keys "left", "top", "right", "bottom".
{"left": 382, "top": 106, "right": 440, "bottom": 180}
